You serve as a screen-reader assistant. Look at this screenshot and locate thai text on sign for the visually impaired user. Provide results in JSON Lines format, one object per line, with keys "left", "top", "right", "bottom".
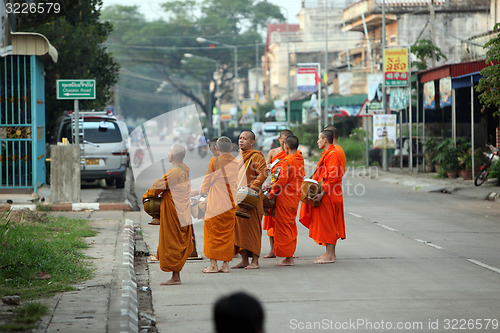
{"left": 384, "top": 48, "right": 409, "bottom": 87}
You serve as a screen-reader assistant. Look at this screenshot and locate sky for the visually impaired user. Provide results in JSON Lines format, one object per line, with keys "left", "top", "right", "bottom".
{"left": 101, "top": 0, "right": 302, "bottom": 23}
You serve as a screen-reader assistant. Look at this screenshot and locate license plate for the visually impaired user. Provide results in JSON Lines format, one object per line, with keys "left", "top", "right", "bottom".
{"left": 85, "top": 158, "right": 100, "bottom": 166}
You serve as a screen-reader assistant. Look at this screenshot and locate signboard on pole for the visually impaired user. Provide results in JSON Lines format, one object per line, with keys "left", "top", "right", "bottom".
{"left": 373, "top": 114, "right": 397, "bottom": 149}
{"left": 384, "top": 48, "right": 409, "bottom": 87}
{"left": 297, "top": 67, "right": 320, "bottom": 93}
{"left": 57, "top": 80, "right": 96, "bottom": 100}
{"left": 368, "top": 74, "right": 384, "bottom": 112}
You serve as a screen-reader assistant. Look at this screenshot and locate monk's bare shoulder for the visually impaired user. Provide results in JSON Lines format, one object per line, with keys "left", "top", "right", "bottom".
{"left": 266, "top": 147, "right": 280, "bottom": 164}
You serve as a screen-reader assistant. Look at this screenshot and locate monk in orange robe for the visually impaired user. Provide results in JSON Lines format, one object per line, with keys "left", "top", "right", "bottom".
{"left": 262, "top": 130, "right": 293, "bottom": 258}
{"left": 142, "top": 144, "right": 193, "bottom": 285}
{"left": 324, "top": 125, "right": 346, "bottom": 176}
{"left": 263, "top": 129, "right": 294, "bottom": 258}
{"left": 266, "top": 135, "right": 304, "bottom": 266}
{"left": 299, "top": 130, "right": 346, "bottom": 264}
{"left": 197, "top": 137, "right": 239, "bottom": 273}
{"left": 233, "top": 131, "right": 268, "bottom": 269}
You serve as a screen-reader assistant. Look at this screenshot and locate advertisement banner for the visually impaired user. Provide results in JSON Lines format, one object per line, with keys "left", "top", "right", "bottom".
{"left": 384, "top": 48, "right": 409, "bottom": 87}
{"left": 368, "top": 74, "right": 384, "bottom": 112}
{"left": 373, "top": 114, "right": 397, "bottom": 149}
{"left": 389, "top": 87, "right": 409, "bottom": 110}
{"left": 338, "top": 72, "right": 353, "bottom": 96}
{"left": 439, "top": 77, "right": 452, "bottom": 108}
{"left": 423, "top": 81, "right": 436, "bottom": 110}
{"left": 297, "top": 67, "right": 320, "bottom": 92}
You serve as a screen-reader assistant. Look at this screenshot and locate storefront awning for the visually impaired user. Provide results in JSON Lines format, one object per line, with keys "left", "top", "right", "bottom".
{"left": 451, "top": 72, "right": 483, "bottom": 89}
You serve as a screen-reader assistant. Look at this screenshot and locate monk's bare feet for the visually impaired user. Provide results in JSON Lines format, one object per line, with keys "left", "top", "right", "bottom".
{"left": 263, "top": 252, "right": 276, "bottom": 259}
{"left": 275, "top": 258, "right": 295, "bottom": 266}
{"left": 201, "top": 266, "right": 219, "bottom": 273}
{"left": 161, "top": 278, "right": 181, "bottom": 285}
{"left": 231, "top": 261, "right": 249, "bottom": 269}
{"left": 313, "top": 255, "right": 336, "bottom": 264}
{"left": 245, "top": 262, "right": 260, "bottom": 270}
{"left": 218, "top": 267, "right": 230, "bottom": 273}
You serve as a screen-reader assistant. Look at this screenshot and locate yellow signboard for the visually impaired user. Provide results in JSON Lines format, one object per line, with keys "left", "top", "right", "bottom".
{"left": 384, "top": 48, "right": 409, "bottom": 87}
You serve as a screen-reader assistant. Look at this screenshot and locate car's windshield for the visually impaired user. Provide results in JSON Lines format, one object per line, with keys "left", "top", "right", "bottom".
{"left": 61, "top": 120, "right": 122, "bottom": 143}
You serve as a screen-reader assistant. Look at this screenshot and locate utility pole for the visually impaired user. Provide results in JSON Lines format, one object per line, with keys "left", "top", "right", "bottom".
{"left": 430, "top": 0, "right": 436, "bottom": 67}
{"left": 382, "top": 0, "right": 388, "bottom": 171}
{"left": 324, "top": 0, "right": 329, "bottom": 127}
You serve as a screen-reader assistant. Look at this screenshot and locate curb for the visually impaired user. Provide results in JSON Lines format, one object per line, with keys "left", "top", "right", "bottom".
{"left": 121, "top": 218, "right": 139, "bottom": 333}
{"left": 0, "top": 202, "right": 133, "bottom": 212}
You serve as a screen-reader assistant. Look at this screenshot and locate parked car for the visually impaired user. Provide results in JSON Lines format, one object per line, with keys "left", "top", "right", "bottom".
{"left": 56, "top": 111, "right": 129, "bottom": 188}
{"left": 255, "top": 122, "right": 288, "bottom": 150}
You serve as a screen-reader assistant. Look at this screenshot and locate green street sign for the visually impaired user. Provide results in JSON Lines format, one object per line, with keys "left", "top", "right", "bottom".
{"left": 57, "top": 79, "right": 96, "bottom": 100}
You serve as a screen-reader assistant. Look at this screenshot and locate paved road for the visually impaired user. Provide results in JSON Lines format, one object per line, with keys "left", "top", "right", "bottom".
{"left": 135, "top": 169, "right": 500, "bottom": 333}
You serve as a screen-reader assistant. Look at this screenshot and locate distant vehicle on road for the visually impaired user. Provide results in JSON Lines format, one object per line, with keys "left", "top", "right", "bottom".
{"left": 255, "top": 122, "right": 288, "bottom": 150}
{"left": 173, "top": 127, "right": 191, "bottom": 143}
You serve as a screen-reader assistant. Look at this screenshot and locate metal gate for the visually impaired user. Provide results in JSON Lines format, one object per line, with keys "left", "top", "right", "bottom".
{"left": 0, "top": 55, "right": 46, "bottom": 192}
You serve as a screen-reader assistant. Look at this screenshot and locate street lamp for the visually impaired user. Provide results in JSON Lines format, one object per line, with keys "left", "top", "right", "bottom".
{"left": 196, "top": 37, "right": 239, "bottom": 112}
{"left": 183, "top": 53, "right": 221, "bottom": 136}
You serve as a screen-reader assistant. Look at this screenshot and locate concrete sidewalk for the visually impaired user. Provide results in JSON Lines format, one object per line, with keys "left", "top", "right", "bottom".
{"left": 34, "top": 210, "right": 139, "bottom": 333}
{"left": 372, "top": 167, "right": 499, "bottom": 201}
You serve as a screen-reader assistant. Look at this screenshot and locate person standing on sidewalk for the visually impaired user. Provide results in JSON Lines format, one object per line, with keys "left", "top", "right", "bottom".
{"left": 195, "top": 137, "right": 239, "bottom": 273}
{"left": 142, "top": 144, "right": 193, "bottom": 285}
{"left": 262, "top": 129, "right": 293, "bottom": 259}
{"left": 299, "top": 130, "right": 346, "bottom": 264}
{"left": 232, "top": 131, "right": 268, "bottom": 270}
{"left": 265, "top": 135, "right": 304, "bottom": 266}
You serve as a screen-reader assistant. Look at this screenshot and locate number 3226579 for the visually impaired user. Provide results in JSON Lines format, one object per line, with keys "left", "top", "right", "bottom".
{"left": 5, "top": 2, "right": 61, "bottom": 14}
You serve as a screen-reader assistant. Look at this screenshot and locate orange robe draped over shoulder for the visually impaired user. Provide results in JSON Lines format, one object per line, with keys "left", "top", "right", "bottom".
{"left": 200, "top": 153, "right": 239, "bottom": 261}
{"left": 270, "top": 151, "right": 304, "bottom": 258}
{"left": 142, "top": 163, "right": 193, "bottom": 272}
{"left": 335, "top": 144, "right": 346, "bottom": 177}
{"left": 234, "top": 149, "right": 268, "bottom": 256}
{"left": 300, "top": 145, "right": 346, "bottom": 245}
{"left": 263, "top": 150, "right": 287, "bottom": 237}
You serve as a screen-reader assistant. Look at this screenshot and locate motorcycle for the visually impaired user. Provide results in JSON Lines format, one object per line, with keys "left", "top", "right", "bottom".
{"left": 474, "top": 144, "right": 500, "bottom": 186}
{"left": 198, "top": 145, "right": 208, "bottom": 158}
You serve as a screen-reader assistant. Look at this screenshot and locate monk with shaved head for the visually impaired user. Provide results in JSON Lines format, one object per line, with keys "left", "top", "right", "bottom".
{"left": 143, "top": 144, "right": 193, "bottom": 285}
{"left": 263, "top": 129, "right": 294, "bottom": 258}
{"left": 299, "top": 130, "right": 346, "bottom": 264}
{"left": 233, "top": 130, "right": 268, "bottom": 269}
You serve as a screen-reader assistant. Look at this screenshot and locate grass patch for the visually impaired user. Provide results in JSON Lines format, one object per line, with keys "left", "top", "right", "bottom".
{"left": 0, "top": 301, "right": 48, "bottom": 331}
{"left": 15, "top": 301, "right": 48, "bottom": 323}
{"left": 0, "top": 210, "right": 97, "bottom": 300}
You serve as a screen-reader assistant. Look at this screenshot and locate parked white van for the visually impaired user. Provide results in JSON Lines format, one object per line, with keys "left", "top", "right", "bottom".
{"left": 56, "top": 111, "right": 129, "bottom": 188}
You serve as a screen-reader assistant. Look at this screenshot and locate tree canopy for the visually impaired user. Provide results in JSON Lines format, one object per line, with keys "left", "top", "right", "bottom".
{"left": 102, "top": 0, "right": 285, "bottom": 123}
{"left": 476, "top": 23, "right": 500, "bottom": 117}
{"left": 16, "top": 0, "right": 120, "bottom": 137}
{"left": 410, "top": 39, "right": 447, "bottom": 71}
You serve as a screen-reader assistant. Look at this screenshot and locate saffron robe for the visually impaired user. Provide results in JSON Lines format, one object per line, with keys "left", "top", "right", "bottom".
{"left": 142, "top": 163, "right": 193, "bottom": 272}
{"left": 262, "top": 149, "right": 287, "bottom": 237}
{"left": 200, "top": 153, "right": 239, "bottom": 261}
{"left": 299, "top": 145, "right": 346, "bottom": 245}
{"left": 270, "top": 151, "right": 304, "bottom": 258}
{"left": 234, "top": 149, "right": 268, "bottom": 256}
{"left": 335, "top": 144, "right": 346, "bottom": 177}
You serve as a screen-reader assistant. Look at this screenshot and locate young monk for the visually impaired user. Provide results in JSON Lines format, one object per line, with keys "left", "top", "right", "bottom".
{"left": 266, "top": 135, "right": 304, "bottom": 266}
{"left": 142, "top": 144, "right": 193, "bottom": 285}
{"left": 300, "top": 130, "right": 345, "bottom": 264}
{"left": 233, "top": 131, "right": 268, "bottom": 269}
{"left": 197, "top": 137, "right": 239, "bottom": 273}
{"left": 263, "top": 129, "right": 293, "bottom": 258}
{"left": 324, "top": 125, "right": 346, "bottom": 177}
